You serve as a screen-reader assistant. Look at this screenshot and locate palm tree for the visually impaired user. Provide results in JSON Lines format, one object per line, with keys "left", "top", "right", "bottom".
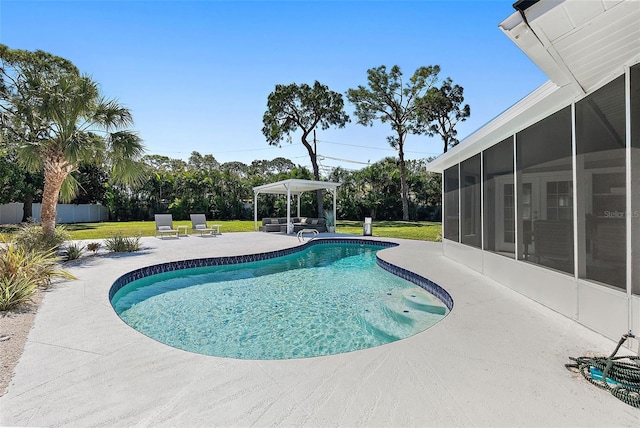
{"left": 18, "top": 72, "right": 145, "bottom": 237}
{"left": 2, "top": 45, "right": 145, "bottom": 237}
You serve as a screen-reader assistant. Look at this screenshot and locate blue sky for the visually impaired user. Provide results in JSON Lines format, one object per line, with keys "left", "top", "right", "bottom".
{"left": 0, "top": 0, "right": 547, "bottom": 172}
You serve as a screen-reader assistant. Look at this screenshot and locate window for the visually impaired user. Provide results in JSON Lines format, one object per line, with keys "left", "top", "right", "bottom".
{"left": 546, "top": 181, "right": 572, "bottom": 220}
{"left": 483, "top": 138, "right": 514, "bottom": 256}
{"left": 516, "top": 107, "right": 574, "bottom": 274}
{"left": 460, "top": 155, "right": 482, "bottom": 248}
{"left": 576, "top": 76, "right": 626, "bottom": 289}
{"left": 443, "top": 165, "right": 459, "bottom": 241}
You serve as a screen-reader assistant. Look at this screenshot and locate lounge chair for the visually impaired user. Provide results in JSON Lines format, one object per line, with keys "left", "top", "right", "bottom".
{"left": 190, "top": 214, "right": 220, "bottom": 236}
{"left": 155, "top": 214, "right": 179, "bottom": 238}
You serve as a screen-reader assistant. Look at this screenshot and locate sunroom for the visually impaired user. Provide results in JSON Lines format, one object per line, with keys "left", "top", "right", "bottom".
{"left": 427, "top": 0, "right": 640, "bottom": 348}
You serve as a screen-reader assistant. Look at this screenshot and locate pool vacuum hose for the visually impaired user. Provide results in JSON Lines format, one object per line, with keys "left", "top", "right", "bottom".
{"left": 566, "top": 333, "right": 640, "bottom": 408}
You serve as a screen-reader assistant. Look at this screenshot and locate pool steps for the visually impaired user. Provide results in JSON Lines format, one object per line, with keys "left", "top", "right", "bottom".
{"left": 361, "top": 287, "right": 448, "bottom": 341}
{"left": 402, "top": 288, "right": 448, "bottom": 315}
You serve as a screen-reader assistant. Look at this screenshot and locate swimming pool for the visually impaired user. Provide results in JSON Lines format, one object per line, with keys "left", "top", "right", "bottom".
{"left": 110, "top": 239, "right": 452, "bottom": 360}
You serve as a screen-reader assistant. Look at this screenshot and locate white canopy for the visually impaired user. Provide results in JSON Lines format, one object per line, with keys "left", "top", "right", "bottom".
{"left": 252, "top": 179, "right": 341, "bottom": 232}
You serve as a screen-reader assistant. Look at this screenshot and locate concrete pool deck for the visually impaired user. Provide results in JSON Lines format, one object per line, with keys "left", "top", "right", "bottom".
{"left": 1, "top": 232, "right": 638, "bottom": 426}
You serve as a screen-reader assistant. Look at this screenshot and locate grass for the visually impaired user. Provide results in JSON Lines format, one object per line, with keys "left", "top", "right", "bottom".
{"left": 336, "top": 220, "right": 441, "bottom": 241}
{"left": 1, "top": 220, "right": 442, "bottom": 242}
{"left": 0, "top": 220, "right": 254, "bottom": 241}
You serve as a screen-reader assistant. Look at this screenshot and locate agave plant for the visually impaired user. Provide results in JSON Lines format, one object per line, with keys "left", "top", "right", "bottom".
{"left": 63, "top": 242, "right": 85, "bottom": 261}
{"left": 323, "top": 210, "right": 335, "bottom": 227}
{"left": 104, "top": 234, "right": 141, "bottom": 253}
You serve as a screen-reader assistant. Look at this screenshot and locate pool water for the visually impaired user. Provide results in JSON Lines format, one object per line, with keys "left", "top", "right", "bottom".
{"left": 111, "top": 243, "right": 448, "bottom": 359}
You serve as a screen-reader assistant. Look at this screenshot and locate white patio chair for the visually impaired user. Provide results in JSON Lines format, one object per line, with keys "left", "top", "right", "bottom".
{"left": 155, "top": 214, "right": 179, "bottom": 238}
{"left": 190, "top": 214, "right": 220, "bottom": 236}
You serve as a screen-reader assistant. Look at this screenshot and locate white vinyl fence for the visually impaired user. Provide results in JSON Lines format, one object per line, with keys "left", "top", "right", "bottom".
{"left": 0, "top": 203, "right": 109, "bottom": 224}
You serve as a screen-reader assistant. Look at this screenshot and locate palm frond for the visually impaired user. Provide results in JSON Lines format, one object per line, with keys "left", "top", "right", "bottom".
{"left": 108, "top": 130, "right": 145, "bottom": 160}
{"left": 17, "top": 142, "right": 44, "bottom": 172}
{"left": 93, "top": 97, "right": 134, "bottom": 130}
{"left": 63, "top": 131, "right": 105, "bottom": 165}
{"left": 110, "top": 158, "right": 147, "bottom": 187}
{"left": 106, "top": 129, "right": 146, "bottom": 187}
{"left": 59, "top": 173, "right": 79, "bottom": 203}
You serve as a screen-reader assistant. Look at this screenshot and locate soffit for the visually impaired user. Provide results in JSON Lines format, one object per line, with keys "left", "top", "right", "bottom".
{"left": 502, "top": 0, "right": 640, "bottom": 93}
{"left": 427, "top": 0, "right": 639, "bottom": 173}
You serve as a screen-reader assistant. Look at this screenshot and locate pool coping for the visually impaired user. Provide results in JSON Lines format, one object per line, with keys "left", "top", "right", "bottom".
{"left": 2, "top": 233, "right": 637, "bottom": 427}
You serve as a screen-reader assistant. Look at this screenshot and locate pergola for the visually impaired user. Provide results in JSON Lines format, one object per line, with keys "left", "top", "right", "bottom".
{"left": 252, "top": 179, "right": 341, "bottom": 232}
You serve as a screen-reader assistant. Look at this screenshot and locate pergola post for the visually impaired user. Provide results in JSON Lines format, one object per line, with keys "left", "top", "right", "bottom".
{"left": 254, "top": 192, "right": 259, "bottom": 231}
{"left": 333, "top": 188, "right": 337, "bottom": 230}
{"left": 286, "top": 183, "right": 291, "bottom": 233}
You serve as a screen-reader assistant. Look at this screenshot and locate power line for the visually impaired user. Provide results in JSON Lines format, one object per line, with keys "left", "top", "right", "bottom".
{"left": 153, "top": 142, "right": 307, "bottom": 156}
{"left": 318, "top": 162, "right": 359, "bottom": 174}
{"left": 318, "top": 154, "right": 370, "bottom": 165}
{"left": 316, "top": 139, "right": 440, "bottom": 156}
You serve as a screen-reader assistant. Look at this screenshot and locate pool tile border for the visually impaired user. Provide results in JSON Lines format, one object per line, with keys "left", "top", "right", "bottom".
{"left": 375, "top": 257, "right": 453, "bottom": 310}
{"left": 108, "top": 238, "right": 453, "bottom": 310}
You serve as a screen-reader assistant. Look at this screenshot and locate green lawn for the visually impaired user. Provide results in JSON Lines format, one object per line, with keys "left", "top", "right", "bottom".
{"left": 335, "top": 220, "right": 441, "bottom": 241}
{"left": 1, "top": 219, "right": 442, "bottom": 242}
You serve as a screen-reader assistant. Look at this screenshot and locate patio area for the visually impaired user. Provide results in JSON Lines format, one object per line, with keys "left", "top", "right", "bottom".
{"left": 0, "top": 232, "right": 638, "bottom": 426}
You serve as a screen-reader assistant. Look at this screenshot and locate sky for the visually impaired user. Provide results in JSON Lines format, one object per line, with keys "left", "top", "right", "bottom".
{"left": 0, "top": 0, "right": 548, "bottom": 173}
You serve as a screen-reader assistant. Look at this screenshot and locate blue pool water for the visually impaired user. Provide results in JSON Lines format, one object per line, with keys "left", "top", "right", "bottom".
{"left": 111, "top": 242, "right": 449, "bottom": 359}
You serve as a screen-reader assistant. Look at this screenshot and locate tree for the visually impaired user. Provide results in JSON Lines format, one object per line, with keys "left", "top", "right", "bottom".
{"left": 142, "top": 154, "right": 176, "bottom": 172}
{"left": 0, "top": 45, "right": 145, "bottom": 237}
{"left": 0, "top": 136, "right": 44, "bottom": 221}
{"left": 1, "top": 44, "right": 79, "bottom": 144}
{"left": 188, "top": 151, "right": 219, "bottom": 172}
{"left": 250, "top": 157, "right": 296, "bottom": 176}
{"left": 420, "top": 77, "right": 470, "bottom": 153}
{"left": 263, "top": 81, "right": 350, "bottom": 216}
{"left": 358, "top": 157, "right": 404, "bottom": 220}
{"left": 347, "top": 65, "right": 440, "bottom": 221}
{"left": 69, "top": 163, "right": 109, "bottom": 204}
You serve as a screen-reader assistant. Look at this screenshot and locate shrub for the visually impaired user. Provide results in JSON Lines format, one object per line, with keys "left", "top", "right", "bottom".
{"left": 0, "top": 276, "right": 36, "bottom": 311}
{"left": 0, "top": 243, "right": 75, "bottom": 310}
{"left": 86, "top": 242, "right": 101, "bottom": 254}
{"left": 63, "top": 242, "right": 85, "bottom": 261}
{"left": 13, "top": 223, "right": 70, "bottom": 254}
{"left": 104, "top": 234, "right": 141, "bottom": 253}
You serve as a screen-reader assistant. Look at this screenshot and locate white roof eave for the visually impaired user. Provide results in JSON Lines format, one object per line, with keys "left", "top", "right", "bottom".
{"left": 427, "top": 0, "right": 639, "bottom": 174}
{"left": 426, "top": 80, "right": 578, "bottom": 173}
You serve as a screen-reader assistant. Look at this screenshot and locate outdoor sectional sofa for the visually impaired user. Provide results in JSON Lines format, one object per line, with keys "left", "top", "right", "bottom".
{"left": 259, "top": 217, "right": 327, "bottom": 233}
